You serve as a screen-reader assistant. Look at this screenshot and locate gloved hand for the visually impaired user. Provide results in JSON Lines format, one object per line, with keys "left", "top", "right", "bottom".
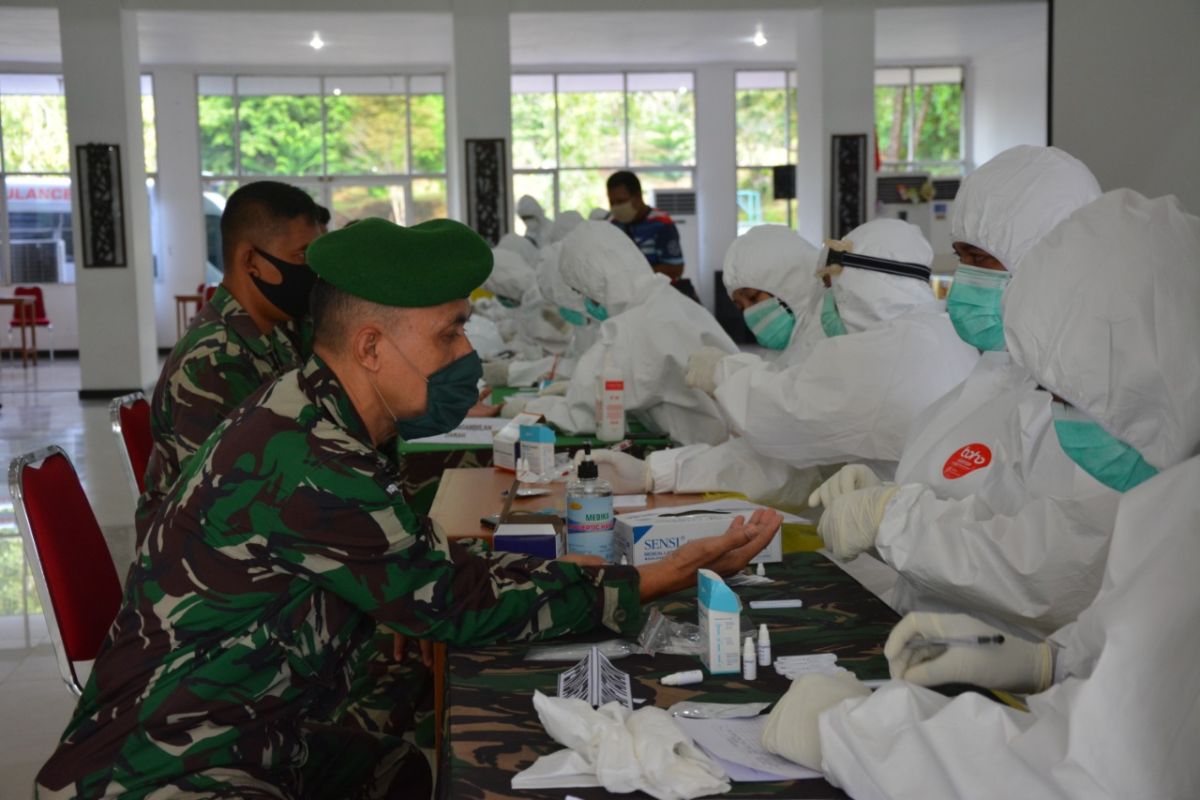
{"left": 885, "top": 612, "right": 1054, "bottom": 693}
{"left": 760, "top": 671, "right": 871, "bottom": 771}
{"left": 807, "top": 464, "right": 881, "bottom": 509}
{"left": 580, "top": 449, "right": 651, "bottom": 494}
{"left": 501, "top": 395, "right": 533, "bottom": 419}
{"left": 684, "top": 346, "right": 729, "bottom": 395}
{"left": 538, "top": 380, "right": 571, "bottom": 397}
{"left": 482, "top": 358, "right": 511, "bottom": 387}
{"left": 817, "top": 484, "right": 898, "bottom": 560}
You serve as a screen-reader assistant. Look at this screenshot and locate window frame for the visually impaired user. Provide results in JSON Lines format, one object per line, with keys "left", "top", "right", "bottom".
{"left": 734, "top": 68, "right": 799, "bottom": 232}
{"left": 874, "top": 63, "right": 967, "bottom": 175}
{"left": 510, "top": 69, "right": 698, "bottom": 219}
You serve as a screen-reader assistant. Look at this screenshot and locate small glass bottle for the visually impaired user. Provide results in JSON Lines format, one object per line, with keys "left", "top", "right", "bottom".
{"left": 566, "top": 445, "right": 615, "bottom": 561}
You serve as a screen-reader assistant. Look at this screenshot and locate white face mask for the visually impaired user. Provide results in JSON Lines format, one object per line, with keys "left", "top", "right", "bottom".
{"left": 610, "top": 202, "right": 637, "bottom": 224}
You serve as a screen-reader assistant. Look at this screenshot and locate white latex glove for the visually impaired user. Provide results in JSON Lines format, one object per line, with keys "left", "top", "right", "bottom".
{"left": 482, "top": 358, "right": 511, "bottom": 387}
{"left": 761, "top": 671, "right": 871, "bottom": 771}
{"left": 500, "top": 394, "right": 533, "bottom": 419}
{"left": 684, "top": 346, "right": 729, "bottom": 395}
{"left": 885, "top": 612, "right": 1054, "bottom": 693}
{"left": 807, "top": 464, "right": 881, "bottom": 509}
{"left": 585, "top": 449, "right": 651, "bottom": 494}
{"left": 817, "top": 485, "right": 898, "bottom": 561}
{"left": 539, "top": 380, "right": 571, "bottom": 397}
{"left": 627, "top": 705, "right": 730, "bottom": 800}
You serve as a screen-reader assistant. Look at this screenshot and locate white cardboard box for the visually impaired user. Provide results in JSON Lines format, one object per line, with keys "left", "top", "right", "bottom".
{"left": 613, "top": 500, "right": 806, "bottom": 565}
{"left": 492, "top": 412, "right": 544, "bottom": 471}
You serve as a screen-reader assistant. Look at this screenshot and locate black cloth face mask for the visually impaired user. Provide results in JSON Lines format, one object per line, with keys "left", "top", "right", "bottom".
{"left": 251, "top": 246, "right": 317, "bottom": 320}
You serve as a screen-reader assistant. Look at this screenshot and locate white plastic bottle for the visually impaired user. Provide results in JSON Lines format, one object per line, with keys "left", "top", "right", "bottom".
{"left": 566, "top": 446, "right": 615, "bottom": 561}
{"left": 595, "top": 346, "right": 626, "bottom": 442}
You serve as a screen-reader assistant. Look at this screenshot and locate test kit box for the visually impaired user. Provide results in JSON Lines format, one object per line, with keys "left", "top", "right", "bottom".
{"left": 519, "top": 423, "right": 556, "bottom": 476}
{"left": 698, "top": 569, "right": 741, "bottom": 674}
{"left": 493, "top": 412, "right": 544, "bottom": 471}
{"left": 492, "top": 523, "right": 564, "bottom": 560}
{"left": 613, "top": 500, "right": 791, "bottom": 566}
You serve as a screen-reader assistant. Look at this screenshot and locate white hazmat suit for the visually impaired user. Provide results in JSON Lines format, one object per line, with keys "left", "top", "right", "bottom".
{"left": 517, "top": 195, "right": 552, "bottom": 248}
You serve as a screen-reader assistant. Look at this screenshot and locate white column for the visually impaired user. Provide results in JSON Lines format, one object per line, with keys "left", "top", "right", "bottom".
{"left": 59, "top": 0, "right": 157, "bottom": 394}
{"left": 449, "top": 0, "right": 513, "bottom": 233}
{"left": 794, "top": 9, "right": 824, "bottom": 243}
{"left": 149, "top": 68, "right": 206, "bottom": 350}
{"left": 693, "top": 64, "right": 737, "bottom": 312}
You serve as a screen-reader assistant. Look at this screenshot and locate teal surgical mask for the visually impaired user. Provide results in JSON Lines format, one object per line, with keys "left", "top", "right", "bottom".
{"left": 743, "top": 296, "right": 795, "bottom": 350}
{"left": 558, "top": 306, "right": 586, "bottom": 327}
{"left": 821, "top": 290, "right": 847, "bottom": 337}
{"left": 370, "top": 339, "right": 483, "bottom": 441}
{"left": 1051, "top": 403, "right": 1159, "bottom": 492}
{"left": 946, "top": 265, "right": 1011, "bottom": 351}
{"left": 497, "top": 296, "right": 520, "bottom": 309}
{"left": 584, "top": 297, "right": 609, "bottom": 321}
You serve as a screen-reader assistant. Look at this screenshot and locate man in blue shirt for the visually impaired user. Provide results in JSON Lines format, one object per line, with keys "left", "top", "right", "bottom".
{"left": 606, "top": 170, "right": 699, "bottom": 302}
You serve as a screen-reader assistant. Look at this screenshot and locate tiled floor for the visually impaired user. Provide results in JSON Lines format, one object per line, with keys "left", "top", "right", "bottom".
{"left": 0, "top": 354, "right": 898, "bottom": 799}
{"left": 0, "top": 357, "right": 141, "bottom": 799}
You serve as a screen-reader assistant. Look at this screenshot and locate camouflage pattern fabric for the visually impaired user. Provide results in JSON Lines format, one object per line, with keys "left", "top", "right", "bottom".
{"left": 37, "top": 355, "right": 641, "bottom": 799}
{"left": 442, "top": 552, "right": 899, "bottom": 800}
{"left": 136, "top": 285, "right": 307, "bottom": 547}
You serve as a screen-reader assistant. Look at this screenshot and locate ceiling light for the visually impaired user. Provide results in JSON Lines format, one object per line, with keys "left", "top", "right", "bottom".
{"left": 309, "top": 32, "right": 326, "bottom": 51}
{"left": 752, "top": 25, "right": 767, "bottom": 48}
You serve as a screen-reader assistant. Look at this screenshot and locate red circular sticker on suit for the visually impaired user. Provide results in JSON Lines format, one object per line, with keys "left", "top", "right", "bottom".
{"left": 942, "top": 443, "right": 992, "bottom": 480}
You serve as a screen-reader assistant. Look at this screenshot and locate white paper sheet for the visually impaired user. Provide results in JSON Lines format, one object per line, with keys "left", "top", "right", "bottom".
{"left": 675, "top": 716, "right": 823, "bottom": 781}
{"left": 408, "top": 417, "right": 509, "bottom": 446}
{"left": 613, "top": 494, "right": 649, "bottom": 509}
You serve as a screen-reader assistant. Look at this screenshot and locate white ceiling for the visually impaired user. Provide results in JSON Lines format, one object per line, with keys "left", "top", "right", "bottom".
{"left": 876, "top": 3, "right": 1047, "bottom": 62}
{"left": 509, "top": 10, "right": 806, "bottom": 66}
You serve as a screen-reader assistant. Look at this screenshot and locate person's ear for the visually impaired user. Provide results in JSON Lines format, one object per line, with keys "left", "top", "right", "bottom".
{"left": 351, "top": 325, "right": 384, "bottom": 373}
{"left": 235, "top": 241, "right": 261, "bottom": 278}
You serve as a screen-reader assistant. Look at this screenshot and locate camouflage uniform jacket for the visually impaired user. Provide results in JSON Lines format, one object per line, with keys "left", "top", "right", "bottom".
{"left": 136, "top": 285, "right": 307, "bottom": 547}
{"left": 37, "top": 355, "right": 641, "bottom": 799}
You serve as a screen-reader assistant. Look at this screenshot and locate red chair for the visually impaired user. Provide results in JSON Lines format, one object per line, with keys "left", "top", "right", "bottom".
{"left": 110, "top": 391, "right": 152, "bottom": 499}
{"left": 9, "top": 446, "right": 122, "bottom": 696}
{"left": 8, "top": 285, "right": 54, "bottom": 361}
{"left": 196, "top": 283, "right": 217, "bottom": 307}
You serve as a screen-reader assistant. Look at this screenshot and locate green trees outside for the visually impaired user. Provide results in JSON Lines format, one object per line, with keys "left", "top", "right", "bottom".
{"left": 875, "top": 79, "right": 963, "bottom": 170}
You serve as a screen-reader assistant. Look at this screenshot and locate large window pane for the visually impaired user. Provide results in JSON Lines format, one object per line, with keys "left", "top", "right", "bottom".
{"left": 5, "top": 175, "right": 74, "bottom": 283}
{"left": 326, "top": 94, "right": 408, "bottom": 175}
{"left": 513, "top": 171, "right": 555, "bottom": 230}
{"left": 409, "top": 93, "right": 446, "bottom": 174}
{"left": 735, "top": 86, "right": 788, "bottom": 167}
{"left": 237, "top": 77, "right": 323, "bottom": 176}
{"left": 557, "top": 74, "right": 624, "bottom": 168}
{"left": 332, "top": 184, "right": 406, "bottom": 228}
{"left": 737, "top": 168, "right": 790, "bottom": 234}
{"left": 558, "top": 169, "right": 609, "bottom": 218}
{"left": 411, "top": 178, "right": 447, "bottom": 223}
{"left": 628, "top": 72, "right": 695, "bottom": 167}
{"left": 911, "top": 82, "right": 962, "bottom": 163}
{"left": 874, "top": 84, "right": 910, "bottom": 164}
{"left": 198, "top": 76, "right": 235, "bottom": 176}
{"left": 141, "top": 76, "right": 157, "bottom": 174}
{"left": 512, "top": 75, "right": 556, "bottom": 170}
{"left": 0, "top": 74, "right": 69, "bottom": 174}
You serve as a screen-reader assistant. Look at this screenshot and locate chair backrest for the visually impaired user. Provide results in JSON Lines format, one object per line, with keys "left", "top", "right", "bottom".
{"left": 110, "top": 392, "right": 152, "bottom": 497}
{"left": 13, "top": 285, "right": 48, "bottom": 322}
{"left": 9, "top": 446, "right": 122, "bottom": 696}
{"left": 204, "top": 285, "right": 218, "bottom": 303}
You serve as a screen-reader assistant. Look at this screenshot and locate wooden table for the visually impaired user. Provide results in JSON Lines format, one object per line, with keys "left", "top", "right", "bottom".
{"left": 174, "top": 293, "right": 205, "bottom": 338}
{"left": 0, "top": 297, "right": 38, "bottom": 367}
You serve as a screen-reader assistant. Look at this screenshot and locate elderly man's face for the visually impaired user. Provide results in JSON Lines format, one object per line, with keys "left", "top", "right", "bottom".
{"left": 375, "top": 299, "right": 474, "bottom": 420}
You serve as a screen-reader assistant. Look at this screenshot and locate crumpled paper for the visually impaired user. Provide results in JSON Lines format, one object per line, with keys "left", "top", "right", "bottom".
{"left": 512, "top": 691, "right": 731, "bottom": 800}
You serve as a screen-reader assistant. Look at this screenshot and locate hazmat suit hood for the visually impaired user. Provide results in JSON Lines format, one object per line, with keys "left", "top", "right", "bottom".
{"left": 588, "top": 208, "right": 610, "bottom": 221}
{"left": 496, "top": 232, "right": 540, "bottom": 267}
{"left": 517, "top": 195, "right": 551, "bottom": 245}
{"left": 485, "top": 248, "right": 537, "bottom": 304}
{"left": 722, "top": 225, "right": 822, "bottom": 348}
{"left": 829, "top": 218, "right": 936, "bottom": 333}
{"left": 952, "top": 145, "right": 1101, "bottom": 270}
{"left": 1005, "top": 189, "right": 1200, "bottom": 472}
{"left": 536, "top": 242, "right": 585, "bottom": 316}
{"left": 559, "top": 221, "right": 664, "bottom": 316}
{"left": 549, "top": 210, "right": 584, "bottom": 244}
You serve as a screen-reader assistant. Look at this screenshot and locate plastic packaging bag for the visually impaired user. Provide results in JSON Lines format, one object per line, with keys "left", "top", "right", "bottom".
{"left": 668, "top": 701, "right": 771, "bottom": 719}
{"left": 525, "top": 639, "right": 639, "bottom": 661}
{"left": 638, "top": 608, "right": 703, "bottom": 656}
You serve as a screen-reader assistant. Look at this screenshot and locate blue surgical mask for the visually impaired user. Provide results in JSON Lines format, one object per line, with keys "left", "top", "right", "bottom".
{"left": 584, "top": 297, "right": 609, "bottom": 321}
{"left": 946, "top": 265, "right": 1011, "bottom": 351}
{"left": 1051, "top": 403, "right": 1159, "bottom": 492}
{"left": 820, "top": 290, "right": 847, "bottom": 337}
{"left": 743, "top": 296, "right": 795, "bottom": 350}
{"left": 558, "top": 306, "right": 586, "bottom": 327}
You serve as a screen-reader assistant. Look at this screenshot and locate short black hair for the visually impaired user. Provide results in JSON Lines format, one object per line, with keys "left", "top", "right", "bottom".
{"left": 220, "top": 181, "right": 319, "bottom": 268}
{"left": 606, "top": 170, "right": 642, "bottom": 195}
{"left": 316, "top": 204, "right": 332, "bottom": 227}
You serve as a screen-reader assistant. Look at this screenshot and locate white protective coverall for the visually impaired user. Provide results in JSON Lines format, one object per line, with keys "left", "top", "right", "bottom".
{"left": 819, "top": 452, "right": 1200, "bottom": 800}
{"left": 669, "top": 220, "right": 978, "bottom": 486}
{"left": 502, "top": 241, "right": 591, "bottom": 387}
{"left": 496, "top": 231, "right": 540, "bottom": 267}
{"left": 524, "top": 222, "right": 738, "bottom": 445}
{"left": 548, "top": 210, "right": 584, "bottom": 244}
{"left": 475, "top": 248, "right": 540, "bottom": 354}
{"left": 631, "top": 225, "right": 825, "bottom": 507}
{"left": 517, "top": 195, "right": 552, "bottom": 248}
{"left": 879, "top": 190, "right": 1200, "bottom": 636}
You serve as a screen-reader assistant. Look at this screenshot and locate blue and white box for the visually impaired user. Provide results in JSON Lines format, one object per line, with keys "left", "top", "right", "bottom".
{"left": 698, "top": 569, "right": 742, "bottom": 674}
{"left": 612, "top": 500, "right": 790, "bottom": 566}
{"left": 492, "top": 523, "right": 564, "bottom": 560}
{"left": 519, "top": 423, "right": 556, "bottom": 476}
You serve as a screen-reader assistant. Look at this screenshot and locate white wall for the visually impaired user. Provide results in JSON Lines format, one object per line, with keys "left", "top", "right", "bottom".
{"left": 876, "top": 3, "right": 1047, "bottom": 169}
{"left": 1052, "top": 0, "right": 1200, "bottom": 213}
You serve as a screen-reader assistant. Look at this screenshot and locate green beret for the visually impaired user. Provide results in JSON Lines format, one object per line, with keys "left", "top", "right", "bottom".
{"left": 307, "top": 217, "right": 493, "bottom": 308}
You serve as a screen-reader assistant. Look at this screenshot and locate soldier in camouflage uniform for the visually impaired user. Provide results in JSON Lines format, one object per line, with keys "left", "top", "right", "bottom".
{"left": 137, "top": 181, "right": 321, "bottom": 548}
{"left": 37, "top": 218, "right": 781, "bottom": 799}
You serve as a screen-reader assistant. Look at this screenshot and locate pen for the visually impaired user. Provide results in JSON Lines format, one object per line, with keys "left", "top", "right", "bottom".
{"left": 906, "top": 634, "right": 1006, "bottom": 650}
